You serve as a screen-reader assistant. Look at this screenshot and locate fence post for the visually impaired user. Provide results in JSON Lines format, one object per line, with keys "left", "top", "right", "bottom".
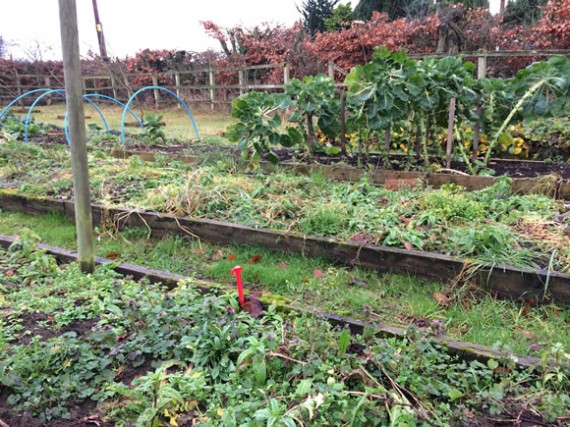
{"left": 44, "top": 76, "right": 52, "bottom": 105}
{"left": 283, "top": 63, "right": 290, "bottom": 85}
{"left": 174, "top": 71, "right": 181, "bottom": 109}
{"left": 328, "top": 60, "right": 335, "bottom": 79}
{"left": 477, "top": 54, "right": 487, "bottom": 79}
{"left": 238, "top": 68, "right": 245, "bottom": 96}
{"left": 473, "top": 53, "right": 487, "bottom": 161}
{"left": 151, "top": 74, "right": 160, "bottom": 106}
{"left": 110, "top": 73, "right": 118, "bottom": 99}
{"left": 209, "top": 67, "right": 215, "bottom": 111}
{"left": 15, "top": 72, "right": 23, "bottom": 105}
{"left": 446, "top": 97, "right": 456, "bottom": 169}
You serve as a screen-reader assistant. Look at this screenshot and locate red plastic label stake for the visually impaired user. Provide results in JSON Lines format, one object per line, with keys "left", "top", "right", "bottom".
{"left": 231, "top": 265, "right": 245, "bottom": 305}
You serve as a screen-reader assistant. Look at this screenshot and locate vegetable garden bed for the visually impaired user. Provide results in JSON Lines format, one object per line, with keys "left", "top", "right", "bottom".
{"left": 107, "top": 146, "right": 570, "bottom": 198}
{"left": 0, "top": 233, "right": 552, "bottom": 369}
{"left": 1, "top": 192, "right": 569, "bottom": 306}
{"left": 1, "top": 236, "right": 568, "bottom": 425}
{"left": 23, "top": 132, "right": 570, "bottom": 198}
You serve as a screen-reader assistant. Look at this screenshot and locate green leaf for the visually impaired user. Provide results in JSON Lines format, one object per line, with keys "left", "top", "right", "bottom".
{"left": 448, "top": 389, "right": 464, "bottom": 402}
{"left": 253, "top": 358, "right": 267, "bottom": 386}
{"left": 295, "top": 379, "right": 313, "bottom": 396}
{"left": 265, "top": 151, "right": 280, "bottom": 165}
{"left": 487, "top": 359, "right": 499, "bottom": 370}
{"left": 338, "top": 329, "right": 351, "bottom": 356}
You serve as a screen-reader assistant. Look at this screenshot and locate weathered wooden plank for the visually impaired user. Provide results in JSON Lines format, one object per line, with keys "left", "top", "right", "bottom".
{"left": 1, "top": 193, "right": 569, "bottom": 305}
{"left": 0, "top": 193, "right": 66, "bottom": 216}
{"left": 0, "top": 233, "right": 554, "bottom": 368}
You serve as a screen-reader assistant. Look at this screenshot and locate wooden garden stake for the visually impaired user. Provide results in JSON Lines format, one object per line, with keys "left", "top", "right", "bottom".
{"left": 446, "top": 97, "right": 456, "bottom": 169}
{"left": 58, "top": 0, "right": 95, "bottom": 273}
{"left": 473, "top": 94, "right": 482, "bottom": 162}
{"left": 384, "top": 127, "right": 391, "bottom": 152}
{"left": 340, "top": 88, "right": 347, "bottom": 156}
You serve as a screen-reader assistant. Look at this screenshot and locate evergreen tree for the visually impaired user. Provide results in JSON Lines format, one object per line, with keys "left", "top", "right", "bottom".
{"left": 503, "top": 0, "right": 547, "bottom": 26}
{"left": 353, "top": 0, "right": 488, "bottom": 21}
{"left": 324, "top": 2, "right": 354, "bottom": 31}
{"left": 297, "top": 0, "right": 340, "bottom": 37}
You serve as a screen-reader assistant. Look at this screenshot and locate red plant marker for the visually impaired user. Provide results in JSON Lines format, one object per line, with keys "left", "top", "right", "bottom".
{"left": 231, "top": 266, "right": 245, "bottom": 305}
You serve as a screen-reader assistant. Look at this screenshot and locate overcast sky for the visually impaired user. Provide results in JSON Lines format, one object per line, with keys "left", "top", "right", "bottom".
{"left": 1, "top": 0, "right": 501, "bottom": 60}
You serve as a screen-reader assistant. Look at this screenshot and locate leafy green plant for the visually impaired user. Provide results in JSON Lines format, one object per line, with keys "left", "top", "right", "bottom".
{"left": 0, "top": 114, "right": 44, "bottom": 142}
{"left": 285, "top": 73, "right": 341, "bottom": 154}
{"left": 483, "top": 56, "right": 570, "bottom": 165}
{"left": 142, "top": 113, "right": 167, "bottom": 145}
{"left": 227, "top": 92, "right": 303, "bottom": 164}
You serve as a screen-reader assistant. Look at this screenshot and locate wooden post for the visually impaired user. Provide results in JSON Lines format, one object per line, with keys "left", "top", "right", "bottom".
{"left": 174, "top": 72, "right": 181, "bottom": 109}
{"left": 472, "top": 53, "right": 486, "bottom": 162}
{"left": 16, "top": 74, "right": 23, "bottom": 105}
{"left": 328, "top": 60, "right": 335, "bottom": 79}
{"left": 340, "top": 88, "right": 347, "bottom": 156}
{"left": 446, "top": 97, "right": 456, "bottom": 169}
{"left": 44, "top": 76, "right": 52, "bottom": 105}
{"left": 283, "top": 63, "right": 290, "bottom": 85}
{"left": 238, "top": 69, "right": 245, "bottom": 96}
{"left": 477, "top": 55, "right": 487, "bottom": 80}
{"left": 208, "top": 67, "right": 215, "bottom": 111}
{"left": 58, "top": 0, "right": 95, "bottom": 273}
{"left": 151, "top": 74, "right": 159, "bottom": 106}
{"left": 384, "top": 127, "right": 391, "bottom": 152}
{"left": 110, "top": 73, "right": 117, "bottom": 99}
{"left": 473, "top": 95, "right": 482, "bottom": 162}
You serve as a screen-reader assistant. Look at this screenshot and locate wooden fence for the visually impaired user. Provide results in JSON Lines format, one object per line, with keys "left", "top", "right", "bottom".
{"left": 1, "top": 50, "right": 569, "bottom": 109}
{"left": 0, "top": 62, "right": 293, "bottom": 110}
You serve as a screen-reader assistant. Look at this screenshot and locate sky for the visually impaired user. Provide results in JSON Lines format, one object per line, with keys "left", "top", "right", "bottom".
{"left": 1, "top": 0, "right": 501, "bottom": 60}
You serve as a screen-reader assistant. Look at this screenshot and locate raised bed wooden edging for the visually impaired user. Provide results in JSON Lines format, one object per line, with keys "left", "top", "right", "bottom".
{"left": 0, "top": 233, "right": 554, "bottom": 369}
{"left": 107, "top": 148, "right": 570, "bottom": 198}
{"left": 1, "top": 192, "right": 569, "bottom": 306}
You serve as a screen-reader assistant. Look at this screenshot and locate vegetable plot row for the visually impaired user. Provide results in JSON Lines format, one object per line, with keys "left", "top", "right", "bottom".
{"left": 1, "top": 142, "right": 568, "bottom": 273}
{"left": 1, "top": 240, "right": 568, "bottom": 425}
{"left": 228, "top": 48, "right": 570, "bottom": 171}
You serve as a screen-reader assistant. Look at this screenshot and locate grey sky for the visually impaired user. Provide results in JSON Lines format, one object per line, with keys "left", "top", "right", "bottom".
{"left": 1, "top": 0, "right": 500, "bottom": 60}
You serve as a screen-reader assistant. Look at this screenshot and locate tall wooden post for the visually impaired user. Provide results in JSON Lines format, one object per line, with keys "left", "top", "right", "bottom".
{"left": 446, "top": 97, "right": 456, "bottom": 169}
{"left": 238, "top": 69, "right": 245, "bottom": 96}
{"left": 174, "top": 71, "right": 182, "bottom": 109}
{"left": 283, "top": 63, "right": 290, "bottom": 85}
{"left": 473, "top": 54, "right": 487, "bottom": 162}
{"left": 44, "top": 76, "right": 52, "bottom": 105}
{"left": 91, "top": 0, "right": 108, "bottom": 60}
{"left": 208, "top": 67, "right": 215, "bottom": 111}
{"left": 151, "top": 74, "right": 159, "bottom": 106}
{"left": 58, "top": 0, "right": 95, "bottom": 273}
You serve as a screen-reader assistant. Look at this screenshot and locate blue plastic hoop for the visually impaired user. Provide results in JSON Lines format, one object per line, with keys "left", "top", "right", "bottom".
{"left": 120, "top": 86, "right": 199, "bottom": 145}
{"left": 0, "top": 88, "right": 56, "bottom": 122}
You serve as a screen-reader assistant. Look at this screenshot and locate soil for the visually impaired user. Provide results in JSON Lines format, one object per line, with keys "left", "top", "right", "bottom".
{"left": 27, "top": 133, "right": 570, "bottom": 180}
{"left": 273, "top": 150, "right": 570, "bottom": 180}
